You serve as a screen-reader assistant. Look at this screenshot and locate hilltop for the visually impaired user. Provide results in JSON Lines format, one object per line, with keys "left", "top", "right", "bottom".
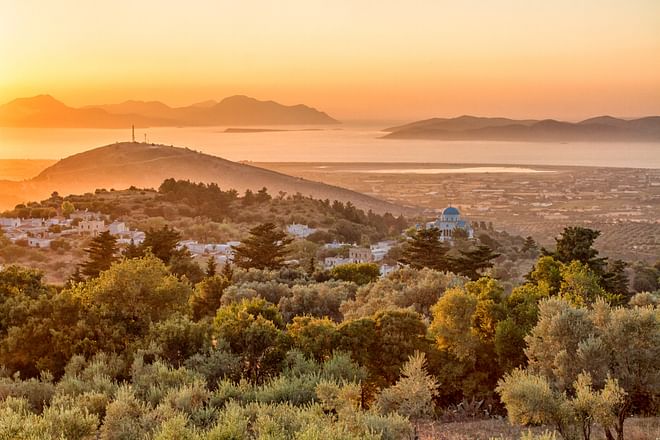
{"left": 384, "top": 115, "right": 660, "bottom": 142}
{"left": 0, "top": 142, "right": 408, "bottom": 214}
{"left": 0, "top": 95, "right": 339, "bottom": 128}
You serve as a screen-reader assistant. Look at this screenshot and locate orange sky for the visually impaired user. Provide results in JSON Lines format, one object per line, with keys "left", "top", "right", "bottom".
{"left": 1, "top": 0, "right": 659, "bottom": 121}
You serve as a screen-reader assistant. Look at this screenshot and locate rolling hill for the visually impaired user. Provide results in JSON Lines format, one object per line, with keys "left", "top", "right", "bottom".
{"left": 0, "top": 95, "right": 339, "bottom": 128}
{"left": 384, "top": 115, "right": 660, "bottom": 142}
{"left": 0, "top": 142, "right": 408, "bottom": 214}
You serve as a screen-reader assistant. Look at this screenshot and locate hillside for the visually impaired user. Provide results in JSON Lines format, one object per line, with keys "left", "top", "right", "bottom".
{"left": 0, "top": 95, "right": 339, "bottom": 128}
{"left": 384, "top": 115, "right": 660, "bottom": 142}
{"left": 0, "top": 142, "right": 409, "bottom": 214}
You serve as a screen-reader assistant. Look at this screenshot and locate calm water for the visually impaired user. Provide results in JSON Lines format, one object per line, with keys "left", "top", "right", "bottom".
{"left": 0, "top": 125, "right": 658, "bottom": 168}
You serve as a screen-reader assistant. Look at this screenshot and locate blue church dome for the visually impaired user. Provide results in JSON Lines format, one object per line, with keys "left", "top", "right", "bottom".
{"left": 442, "top": 206, "right": 460, "bottom": 216}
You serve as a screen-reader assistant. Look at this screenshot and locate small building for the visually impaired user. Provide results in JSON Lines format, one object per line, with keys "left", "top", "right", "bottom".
{"left": 324, "top": 256, "right": 351, "bottom": 269}
{"left": 79, "top": 220, "right": 106, "bottom": 236}
{"left": 108, "top": 221, "right": 128, "bottom": 235}
{"left": 425, "top": 206, "right": 474, "bottom": 242}
{"left": 27, "top": 237, "right": 52, "bottom": 248}
{"left": 0, "top": 217, "right": 21, "bottom": 228}
{"left": 349, "top": 247, "right": 374, "bottom": 264}
{"left": 286, "top": 223, "right": 317, "bottom": 239}
{"left": 379, "top": 264, "right": 399, "bottom": 277}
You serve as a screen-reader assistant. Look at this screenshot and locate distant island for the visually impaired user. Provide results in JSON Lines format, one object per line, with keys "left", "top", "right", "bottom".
{"left": 0, "top": 95, "right": 339, "bottom": 128}
{"left": 223, "top": 127, "right": 326, "bottom": 133}
{"left": 383, "top": 115, "right": 660, "bottom": 142}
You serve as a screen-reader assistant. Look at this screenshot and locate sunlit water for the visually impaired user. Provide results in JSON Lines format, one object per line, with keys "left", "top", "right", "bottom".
{"left": 0, "top": 124, "right": 658, "bottom": 168}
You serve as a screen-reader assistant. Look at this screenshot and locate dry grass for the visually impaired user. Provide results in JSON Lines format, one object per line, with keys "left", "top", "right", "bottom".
{"left": 416, "top": 417, "right": 660, "bottom": 440}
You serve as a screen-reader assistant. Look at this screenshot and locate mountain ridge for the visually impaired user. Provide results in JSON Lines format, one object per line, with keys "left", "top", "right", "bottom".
{"left": 0, "top": 95, "right": 339, "bottom": 128}
{"left": 384, "top": 115, "right": 660, "bottom": 142}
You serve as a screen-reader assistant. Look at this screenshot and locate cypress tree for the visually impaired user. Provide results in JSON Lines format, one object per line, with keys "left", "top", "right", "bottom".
{"left": 232, "top": 223, "right": 293, "bottom": 270}
{"left": 80, "top": 231, "right": 118, "bottom": 278}
{"left": 399, "top": 227, "right": 452, "bottom": 272}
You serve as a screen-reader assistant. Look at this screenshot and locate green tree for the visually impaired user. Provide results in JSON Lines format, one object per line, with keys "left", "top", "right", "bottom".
{"left": 140, "top": 225, "right": 183, "bottom": 264}
{"left": 601, "top": 260, "right": 629, "bottom": 303}
{"left": 232, "top": 223, "right": 293, "bottom": 270}
{"left": 287, "top": 316, "right": 338, "bottom": 362}
{"left": 213, "top": 298, "right": 286, "bottom": 382}
{"left": 72, "top": 254, "right": 191, "bottom": 354}
{"left": 524, "top": 298, "right": 660, "bottom": 439}
{"left": 205, "top": 256, "right": 217, "bottom": 277}
{"left": 80, "top": 231, "right": 118, "bottom": 278}
{"left": 559, "top": 261, "right": 607, "bottom": 307}
{"left": 189, "top": 275, "right": 230, "bottom": 320}
{"left": 528, "top": 256, "right": 563, "bottom": 295}
{"left": 377, "top": 351, "right": 438, "bottom": 422}
{"left": 329, "top": 263, "right": 380, "bottom": 285}
{"left": 61, "top": 200, "right": 75, "bottom": 218}
{"left": 544, "top": 226, "right": 607, "bottom": 275}
{"left": 453, "top": 244, "right": 500, "bottom": 281}
{"left": 399, "top": 227, "right": 451, "bottom": 272}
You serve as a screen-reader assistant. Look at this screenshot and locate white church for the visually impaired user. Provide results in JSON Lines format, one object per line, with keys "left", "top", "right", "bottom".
{"left": 425, "top": 206, "right": 474, "bottom": 242}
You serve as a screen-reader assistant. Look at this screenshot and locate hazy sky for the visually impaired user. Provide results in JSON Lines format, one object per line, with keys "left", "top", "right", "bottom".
{"left": 1, "top": 0, "right": 659, "bottom": 121}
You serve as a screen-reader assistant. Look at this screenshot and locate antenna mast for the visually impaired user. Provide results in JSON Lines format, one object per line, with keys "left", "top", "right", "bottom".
{"left": 132, "top": 125, "right": 135, "bottom": 142}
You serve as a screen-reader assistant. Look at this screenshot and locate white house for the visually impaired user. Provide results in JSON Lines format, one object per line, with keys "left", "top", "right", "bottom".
{"left": 370, "top": 241, "right": 394, "bottom": 261}
{"left": 0, "top": 218, "right": 21, "bottom": 228}
{"left": 79, "top": 220, "right": 106, "bottom": 236}
{"left": 108, "top": 221, "right": 128, "bottom": 235}
{"left": 286, "top": 224, "right": 317, "bottom": 238}
{"left": 324, "top": 256, "right": 351, "bottom": 269}
{"left": 27, "top": 237, "right": 52, "bottom": 248}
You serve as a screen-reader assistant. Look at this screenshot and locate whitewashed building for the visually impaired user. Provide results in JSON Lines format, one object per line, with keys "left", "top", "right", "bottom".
{"left": 286, "top": 224, "right": 317, "bottom": 238}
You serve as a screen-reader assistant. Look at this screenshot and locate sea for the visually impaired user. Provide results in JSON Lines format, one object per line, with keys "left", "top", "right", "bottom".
{"left": 0, "top": 124, "right": 658, "bottom": 169}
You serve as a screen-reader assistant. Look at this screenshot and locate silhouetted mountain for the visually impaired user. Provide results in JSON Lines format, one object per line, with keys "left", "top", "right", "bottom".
{"left": 0, "top": 142, "right": 405, "bottom": 213}
{"left": 0, "top": 95, "right": 339, "bottom": 127}
{"left": 384, "top": 115, "right": 538, "bottom": 133}
{"left": 384, "top": 115, "right": 660, "bottom": 142}
{"left": 0, "top": 95, "right": 167, "bottom": 128}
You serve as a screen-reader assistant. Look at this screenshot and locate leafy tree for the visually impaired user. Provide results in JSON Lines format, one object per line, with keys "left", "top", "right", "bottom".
{"left": 329, "top": 263, "right": 380, "bottom": 285}
{"left": 287, "top": 316, "right": 338, "bottom": 362}
{"left": 494, "top": 283, "right": 548, "bottom": 372}
{"left": 61, "top": 200, "right": 75, "bottom": 218}
{"left": 453, "top": 244, "right": 500, "bottom": 281}
{"left": 279, "top": 282, "right": 352, "bottom": 323}
{"left": 497, "top": 369, "right": 626, "bottom": 440}
{"left": 341, "top": 267, "right": 463, "bottom": 320}
{"left": 524, "top": 298, "right": 660, "bottom": 439}
{"left": 559, "top": 261, "right": 607, "bottom": 307}
{"left": 429, "top": 278, "right": 507, "bottom": 400}
{"left": 399, "top": 227, "right": 451, "bottom": 272}
{"left": 630, "top": 261, "right": 659, "bottom": 293}
{"left": 189, "top": 275, "right": 230, "bottom": 320}
{"left": 145, "top": 314, "right": 213, "bottom": 367}
{"left": 528, "top": 256, "right": 563, "bottom": 295}
{"left": 72, "top": 254, "right": 191, "bottom": 354}
{"left": 232, "top": 223, "right": 293, "bottom": 270}
{"left": 213, "top": 298, "right": 287, "bottom": 382}
{"left": 377, "top": 351, "right": 438, "bottom": 421}
{"left": 80, "top": 231, "right": 118, "bottom": 278}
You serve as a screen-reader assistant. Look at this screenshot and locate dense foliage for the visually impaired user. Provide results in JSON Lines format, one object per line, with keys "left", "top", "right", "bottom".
{"left": 0, "top": 188, "right": 658, "bottom": 440}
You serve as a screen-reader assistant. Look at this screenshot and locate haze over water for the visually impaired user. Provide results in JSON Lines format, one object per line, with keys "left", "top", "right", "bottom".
{"left": 1, "top": 125, "right": 658, "bottom": 169}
